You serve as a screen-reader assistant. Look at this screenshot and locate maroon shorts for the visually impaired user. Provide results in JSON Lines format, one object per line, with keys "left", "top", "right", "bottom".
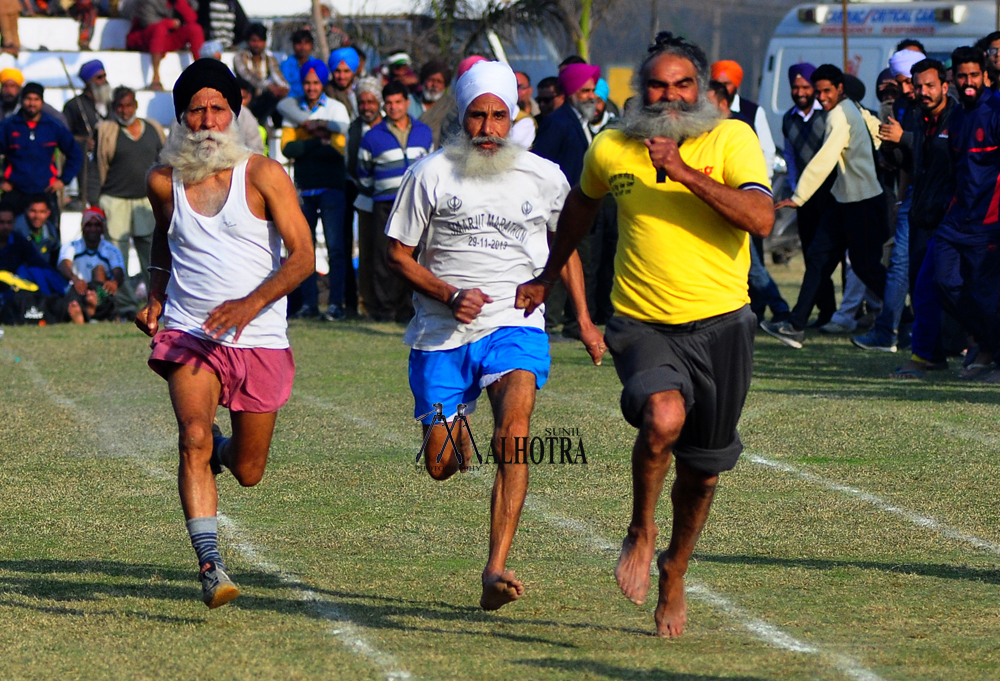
{"left": 148, "top": 329, "right": 295, "bottom": 413}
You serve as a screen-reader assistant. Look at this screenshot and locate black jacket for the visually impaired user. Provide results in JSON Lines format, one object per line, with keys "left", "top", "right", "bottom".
{"left": 910, "top": 96, "right": 959, "bottom": 232}
{"left": 532, "top": 102, "right": 589, "bottom": 186}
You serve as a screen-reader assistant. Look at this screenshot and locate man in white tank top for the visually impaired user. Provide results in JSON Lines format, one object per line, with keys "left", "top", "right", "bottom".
{"left": 386, "top": 62, "right": 605, "bottom": 611}
{"left": 134, "top": 59, "right": 314, "bottom": 609}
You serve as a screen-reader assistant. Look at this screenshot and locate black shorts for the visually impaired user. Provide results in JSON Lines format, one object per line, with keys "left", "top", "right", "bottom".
{"left": 603, "top": 306, "right": 757, "bottom": 475}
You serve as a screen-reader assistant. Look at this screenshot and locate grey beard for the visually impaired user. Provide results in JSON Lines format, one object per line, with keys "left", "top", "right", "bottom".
{"left": 573, "top": 99, "right": 598, "bottom": 121}
{"left": 91, "top": 83, "right": 112, "bottom": 106}
{"left": 423, "top": 89, "right": 444, "bottom": 103}
{"left": 618, "top": 94, "right": 723, "bottom": 142}
{"left": 443, "top": 133, "right": 523, "bottom": 179}
{"left": 159, "top": 119, "right": 252, "bottom": 186}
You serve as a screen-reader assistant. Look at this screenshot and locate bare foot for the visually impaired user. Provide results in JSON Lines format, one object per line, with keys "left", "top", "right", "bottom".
{"left": 654, "top": 552, "right": 687, "bottom": 638}
{"left": 614, "top": 526, "right": 658, "bottom": 605}
{"left": 480, "top": 570, "right": 523, "bottom": 610}
{"left": 67, "top": 301, "right": 84, "bottom": 325}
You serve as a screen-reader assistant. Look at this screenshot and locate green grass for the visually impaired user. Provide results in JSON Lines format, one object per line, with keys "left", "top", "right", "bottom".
{"left": 1, "top": 273, "right": 999, "bottom": 680}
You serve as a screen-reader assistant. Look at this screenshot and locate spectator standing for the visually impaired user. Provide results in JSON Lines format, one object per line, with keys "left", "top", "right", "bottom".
{"left": 96, "top": 85, "right": 166, "bottom": 296}
{"left": 765, "top": 64, "right": 887, "bottom": 348}
{"left": 13, "top": 197, "right": 59, "bottom": 267}
{"left": 535, "top": 76, "right": 563, "bottom": 122}
{"left": 712, "top": 60, "right": 776, "bottom": 179}
{"left": 233, "top": 22, "right": 288, "bottom": 128}
{"left": 511, "top": 70, "right": 537, "bottom": 149}
{"left": 1, "top": 68, "right": 68, "bottom": 126}
{"left": 781, "top": 62, "right": 837, "bottom": 328}
{"left": 0, "top": 0, "right": 19, "bottom": 56}
{"left": 0, "top": 82, "right": 82, "bottom": 223}
{"left": 327, "top": 46, "right": 359, "bottom": 119}
{"left": 280, "top": 29, "right": 313, "bottom": 102}
{"left": 349, "top": 76, "right": 382, "bottom": 318}
{"left": 126, "top": 0, "right": 205, "bottom": 91}
{"left": 196, "top": 0, "right": 247, "bottom": 50}
{"left": 281, "top": 58, "right": 351, "bottom": 320}
{"left": 357, "top": 81, "right": 431, "bottom": 322}
{"left": 407, "top": 60, "right": 452, "bottom": 121}
{"left": 64, "top": 60, "right": 110, "bottom": 207}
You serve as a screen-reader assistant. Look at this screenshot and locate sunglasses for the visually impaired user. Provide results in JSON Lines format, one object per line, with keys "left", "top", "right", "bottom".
{"left": 537, "top": 95, "right": 555, "bottom": 104}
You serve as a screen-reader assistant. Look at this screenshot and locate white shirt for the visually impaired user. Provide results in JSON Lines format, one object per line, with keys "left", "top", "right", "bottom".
{"left": 386, "top": 148, "right": 570, "bottom": 351}
{"left": 733, "top": 93, "right": 776, "bottom": 180}
{"left": 60, "top": 237, "right": 124, "bottom": 283}
{"left": 510, "top": 115, "right": 536, "bottom": 149}
{"left": 163, "top": 158, "right": 288, "bottom": 349}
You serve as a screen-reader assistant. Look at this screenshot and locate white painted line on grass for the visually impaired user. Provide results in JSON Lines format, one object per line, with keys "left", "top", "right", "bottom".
{"left": 747, "top": 454, "right": 1000, "bottom": 556}
{"left": 9, "top": 355, "right": 413, "bottom": 681}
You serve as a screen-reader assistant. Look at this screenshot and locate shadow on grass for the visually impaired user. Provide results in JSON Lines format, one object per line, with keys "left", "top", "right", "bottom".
{"left": 695, "top": 553, "right": 1000, "bottom": 584}
{"left": 514, "top": 658, "right": 770, "bottom": 680}
{"left": 0, "top": 559, "right": 600, "bottom": 646}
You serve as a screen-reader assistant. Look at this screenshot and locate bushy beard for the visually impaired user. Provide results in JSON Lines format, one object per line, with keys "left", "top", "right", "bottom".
{"left": 619, "top": 94, "right": 723, "bottom": 141}
{"left": 443, "top": 133, "right": 522, "bottom": 179}
{"left": 423, "top": 89, "right": 444, "bottom": 103}
{"left": 572, "top": 98, "right": 598, "bottom": 121}
{"left": 92, "top": 83, "right": 112, "bottom": 106}
{"left": 159, "top": 118, "right": 252, "bottom": 185}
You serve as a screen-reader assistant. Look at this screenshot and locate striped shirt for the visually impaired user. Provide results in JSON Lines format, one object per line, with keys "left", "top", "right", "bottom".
{"left": 357, "top": 118, "right": 432, "bottom": 202}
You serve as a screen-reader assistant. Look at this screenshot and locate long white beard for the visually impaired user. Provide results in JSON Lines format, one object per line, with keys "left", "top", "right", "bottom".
{"left": 159, "top": 119, "right": 252, "bottom": 186}
{"left": 443, "top": 133, "right": 523, "bottom": 179}
{"left": 619, "top": 94, "right": 723, "bottom": 141}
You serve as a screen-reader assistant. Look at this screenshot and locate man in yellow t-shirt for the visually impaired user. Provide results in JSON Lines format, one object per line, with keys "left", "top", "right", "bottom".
{"left": 516, "top": 32, "right": 774, "bottom": 638}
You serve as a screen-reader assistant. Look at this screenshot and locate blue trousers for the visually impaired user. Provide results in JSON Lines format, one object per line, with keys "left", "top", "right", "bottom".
{"left": 748, "top": 235, "right": 789, "bottom": 321}
{"left": 299, "top": 188, "right": 346, "bottom": 310}
{"left": 933, "top": 234, "right": 1000, "bottom": 355}
{"left": 871, "top": 189, "right": 911, "bottom": 343}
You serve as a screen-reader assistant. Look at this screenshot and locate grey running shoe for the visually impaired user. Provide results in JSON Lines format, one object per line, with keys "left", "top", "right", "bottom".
{"left": 760, "top": 320, "right": 804, "bottom": 349}
{"left": 818, "top": 321, "right": 855, "bottom": 335}
{"left": 851, "top": 331, "right": 897, "bottom": 353}
{"left": 199, "top": 561, "right": 240, "bottom": 609}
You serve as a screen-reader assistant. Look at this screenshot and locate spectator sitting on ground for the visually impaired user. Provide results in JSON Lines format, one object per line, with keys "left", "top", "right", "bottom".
{"left": 196, "top": 0, "right": 248, "bottom": 50}
{"left": 0, "top": 201, "right": 51, "bottom": 279}
{"left": 0, "top": 82, "right": 82, "bottom": 219}
{"left": 64, "top": 60, "right": 110, "bottom": 207}
{"left": 233, "top": 22, "right": 289, "bottom": 128}
{"left": 13, "top": 197, "right": 59, "bottom": 267}
{"left": 0, "top": 0, "right": 19, "bottom": 56}
{"left": 280, "top": 28, "right": 313, "bottom": 102}
{"left": 126, "top": 0, "right": 204, "bottom": 91}
{"left": 1, "top": 68, "right": 69, "bottom": 126}
{"left": 96, "top": 85, "right": 166, "bottom": 303}
{"left": 58, "top": 207, "right": 125, "bottom": 322}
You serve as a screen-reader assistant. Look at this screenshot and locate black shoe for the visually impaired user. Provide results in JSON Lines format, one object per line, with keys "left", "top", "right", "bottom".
{"left": 760, "top": 320, "right": 804, "bottom": 349}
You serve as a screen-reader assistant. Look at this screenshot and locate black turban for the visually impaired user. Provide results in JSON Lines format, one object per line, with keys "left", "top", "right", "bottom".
{"left": 172, "top": 58, "right": 242, "bottom": 123}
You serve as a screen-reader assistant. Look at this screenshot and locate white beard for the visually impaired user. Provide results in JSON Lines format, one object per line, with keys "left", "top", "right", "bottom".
{"left": 619, "top": 93, "right": 723, "bottom": 142}
{"left": 159, "top": 119, "right": 252, "bottom": 186}
{"left": 443, "top": 133, "right": 523, "bottom": 179}
{"left": 423, "top": 89, "right": 444, "bottom": 103}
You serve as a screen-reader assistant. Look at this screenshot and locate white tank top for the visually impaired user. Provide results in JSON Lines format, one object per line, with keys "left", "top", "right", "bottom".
{"left": 163, "top": 158, "right": 288, "bottom": 349}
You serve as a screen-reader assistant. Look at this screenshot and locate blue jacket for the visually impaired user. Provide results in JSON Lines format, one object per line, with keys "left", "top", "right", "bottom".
{"left": 532, "top": 102, "right": 589, "bottom": 186}
{"left": 940, "top": 88, "right": 1000, "bottom": 243}
{"left": 357, "top": 118, "right": 433, "bottom": 202}
{"left": 0, "top": 111, "right": 82, "bottom": 195}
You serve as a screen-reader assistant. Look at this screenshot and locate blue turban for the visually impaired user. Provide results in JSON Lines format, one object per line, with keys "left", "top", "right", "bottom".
{"left": 300, "top": 58, "right": 330, "bottom": 87}
{"left": 594, "top": 78, "right": 610, "bottom": 102}
{"left": 329, "top": 47, "right": 360, "bottom": 74}
{"left": 79, "top": 60, "right": 105, "bottom": 82}
{"left": 787, "top": 62, "right": 816, "bottom": 86}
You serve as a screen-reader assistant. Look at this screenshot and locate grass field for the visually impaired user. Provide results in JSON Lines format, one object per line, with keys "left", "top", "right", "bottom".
{"left": 1, "top": 264, "right": 999, "bottom": 680}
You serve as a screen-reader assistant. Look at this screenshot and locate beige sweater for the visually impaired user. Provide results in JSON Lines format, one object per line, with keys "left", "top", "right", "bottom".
{"left": 791, "top": 99, "right": 882, "bottom": 206}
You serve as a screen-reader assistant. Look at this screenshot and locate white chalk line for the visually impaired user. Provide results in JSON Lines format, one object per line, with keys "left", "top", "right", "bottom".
{"left": 5, "top": 353, "right": 413, "bottom": 681}
{"left": 295, "top": 390, "right": 885, "bottom": 681}
{"left": 746, "top": 454, "right": 1000, "bottom": 556}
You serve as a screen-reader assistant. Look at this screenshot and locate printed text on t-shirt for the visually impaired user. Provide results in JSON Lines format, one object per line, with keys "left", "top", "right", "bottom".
{"left": 444, "top": 212, "right": 528, "bottom": 243}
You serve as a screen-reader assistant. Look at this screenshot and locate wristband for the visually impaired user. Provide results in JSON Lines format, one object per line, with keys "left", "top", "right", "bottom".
{"left": 448, "top": 289, "right": 463, "bottom": 306}
{"left": 538, "top": 275, "right": 560, "bottom": 286}
{"left": 147, "top": 266, "right": 171, "bottom": 274}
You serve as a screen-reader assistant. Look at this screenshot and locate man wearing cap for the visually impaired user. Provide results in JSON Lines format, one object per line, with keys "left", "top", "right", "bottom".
{"left": 0, "top": 82, "right": 83, "bottom": 221}
{"left": 134, "top": 58, "right": 314, "bottom": 608}
{"left": 712, "top": 60, "right": 776, "bottom": 179}
{"left": 58, "top": 206, "right": 127, "bottom": 322}
{"left": 0, "top": 68, "right": 69, "bottom": 127}
{"left": 64, "top": 60, "right": 111, "bottom": 208}
{"left": 233, "top": 22, "right": 289, "bottom": 128}
{"left": 517, "top": 32, "right": 773, "bottom": 637}
{"left": 386, "top": 60, "right": 604, "bottom": 611}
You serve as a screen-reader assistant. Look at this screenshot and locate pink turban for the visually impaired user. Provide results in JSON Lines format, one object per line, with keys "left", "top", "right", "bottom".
{"left": 457, "top": 55, "right": 487, "bottom": 80}
{"left": 559, "top": 63, "right": 601, "bottom": 97}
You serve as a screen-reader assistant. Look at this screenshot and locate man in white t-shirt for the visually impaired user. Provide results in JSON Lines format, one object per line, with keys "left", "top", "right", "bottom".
{"left": 58, "top": 206, "right": 126, "bottom": 321}
{"left": 386, "top": 61, "right": 605, "bottom": 612}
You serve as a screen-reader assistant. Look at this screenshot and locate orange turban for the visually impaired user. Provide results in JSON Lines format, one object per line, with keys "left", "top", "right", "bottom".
{"left": 711, "top": 60, "right": 743, "bottom": 88}
{"left": 0, "top": 68, "right": 24, "bottom": 86}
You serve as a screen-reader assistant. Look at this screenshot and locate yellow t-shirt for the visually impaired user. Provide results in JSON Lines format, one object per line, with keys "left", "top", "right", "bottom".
{"left": 579, "top": 120, "right": 770, "bottom": 325}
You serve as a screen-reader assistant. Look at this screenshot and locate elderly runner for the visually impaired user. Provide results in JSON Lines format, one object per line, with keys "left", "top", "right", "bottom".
{"left": 386, "top": 61, "right": 605, "bottom": 610}
{"left": 135, "top": 59, "right": 314, "bottom": 608}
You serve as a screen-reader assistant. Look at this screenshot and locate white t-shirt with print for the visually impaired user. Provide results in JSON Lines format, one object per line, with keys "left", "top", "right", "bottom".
{"left": 59, "top": 237, "right": 125, "bottom": 283}
{"left": 386, "top": 148, "right": 570, "bottom": 351}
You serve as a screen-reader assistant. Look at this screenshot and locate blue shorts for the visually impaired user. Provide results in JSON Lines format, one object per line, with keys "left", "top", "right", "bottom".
{"left": 409, "top": 326, "right": 550, "bottom": 424}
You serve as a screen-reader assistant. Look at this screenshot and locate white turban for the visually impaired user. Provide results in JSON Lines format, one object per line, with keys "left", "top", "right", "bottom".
{"left": 889, "top": 49, "right": 927, "bottom": 78}
{"left": 455, "top": 61, "right": 519, "bottom": 123}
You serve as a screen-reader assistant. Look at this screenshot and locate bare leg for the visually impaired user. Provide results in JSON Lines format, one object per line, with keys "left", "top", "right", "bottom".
{"left": 655, "top": 459, "right": 718, "bottom": 638}
{"left": 615, "top": 390, "right": 685, "bottom": 606}
{"left": 480, "top": 370, "right": 535, "bottom": 610}
{"left": 167, "top": 364, "right": 222, "bottom": 520}
{"left": 420, "top": 419, "right": 473, "bottom": 481}
{"left": 217, "top": 411, "right": 278, "bottom": 487}
{"left": 150, "top": 53, "right": 164, "bottom": 89}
